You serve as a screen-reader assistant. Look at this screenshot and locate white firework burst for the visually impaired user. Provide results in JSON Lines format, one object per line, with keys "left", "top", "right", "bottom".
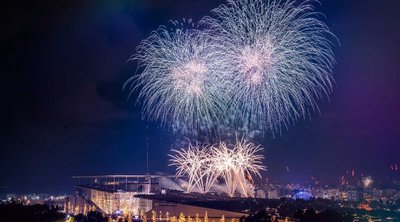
{"left": 233, "top": 139, "right": 265, "bottom": 196}
{"left": 169, "top": 143, "right": 205, "bottom": 193}
{"left": 212, "top": 139, "right": 266, "bottom": 197}
{"left": 362, "top": 176, "right": 373, "bottom": 188}
{"left": 211, "top": 142, "right": 238, "bottom": 196}
{"left": 201, "top": 0, "right": 336, "bottom": 134}
{"left": 169, "top": 138, "right": 265, "bottom": 197}
{"left": 125, "top": 21, "right": 230, "bottom": 133}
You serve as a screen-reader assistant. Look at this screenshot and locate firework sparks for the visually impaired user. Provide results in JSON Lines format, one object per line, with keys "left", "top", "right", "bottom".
{"left": 128, "top": 1, "right": 336, "bottom": 197}
{"left": 169, "top": 138, "right": 265, "bottom": 197}
{"left": 211, "top": 142, "right": 238, "bottom": 196}
{"left": 201, "top": 0, "right": 336, "bottom": 134}
{"left": 362, "top": 176, "right": 373, "bottom": 188}
{"left": 230, "top": 139, "right": 265, "bottom": 197}
{"left": 168, "top": 143, "right": 207, "bottom": 193}
{"left": 125, "top": 22, "right": 230, "bottom": 133}
{"left": 126, "top": 0, "right": 336, "bottom": 136}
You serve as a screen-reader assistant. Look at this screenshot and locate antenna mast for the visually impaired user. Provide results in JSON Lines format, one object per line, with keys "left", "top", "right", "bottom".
{"left": 146, "top": 136, "right": 149, "bottom": 175}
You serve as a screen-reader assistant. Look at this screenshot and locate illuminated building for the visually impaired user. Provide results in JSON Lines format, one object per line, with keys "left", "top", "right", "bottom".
{"left": 145, "top": 200, "right": 246, "bottom": 220}
{"left": 70, "top": 175, "right": 175, "bottom": 215}
{"left": 69, "top": 174, "right": 247, "bottom": 220}
{"left": 293, "top": 191, "right": 313, "bottom": 200}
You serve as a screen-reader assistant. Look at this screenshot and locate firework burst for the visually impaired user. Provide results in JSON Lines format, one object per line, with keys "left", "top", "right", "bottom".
{"left": 201, "top": 0, "right": 336, "bottom": 134}
{"left": 362, "top": 176, "right": 373, "bottom": 188}
{"left": 211, "top": 142, "right": 238, "bottom": 196}
{"left": 169, "top": 143, "right": 206, "bottom": 193}
{"left": 125, "top": 21, "right": 230, "bottom": 133}
{"left": 212, "top": 139, "right": 265, "bottom": 197}
{"left": 169, "top": 138, "right": 265, "bottom": 197}
{"left": 233, "top": 139, "right": 265, "bottom": 196}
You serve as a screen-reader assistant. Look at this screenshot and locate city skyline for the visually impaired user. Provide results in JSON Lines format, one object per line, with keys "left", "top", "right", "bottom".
{"left": 1, "top": 0, "right": 400, "bottom": 195}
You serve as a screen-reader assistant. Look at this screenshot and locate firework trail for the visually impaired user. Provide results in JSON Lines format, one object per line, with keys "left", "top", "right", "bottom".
{"left": 125, "top": 21, "right": 230, "bottom": 134}
{"left": 201, "top": 0, "right": 336, "bottom": 134}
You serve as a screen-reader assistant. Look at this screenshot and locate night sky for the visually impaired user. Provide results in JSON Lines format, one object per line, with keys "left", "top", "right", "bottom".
{"left": 1, "top": 0, "right": 400, "bottom": 194}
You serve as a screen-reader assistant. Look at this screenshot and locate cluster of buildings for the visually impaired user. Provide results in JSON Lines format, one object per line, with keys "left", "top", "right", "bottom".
{"left": 2, "top": 175, "right": 400, "bottom": 221}
{"left": 256, "top": 182, "right": 400, "bottom": 203}
{"left": 1, "top": 193, "right": 67, "bottom": 208}
{"left": 64, "top": 175, "right": 248, "bottom": 221}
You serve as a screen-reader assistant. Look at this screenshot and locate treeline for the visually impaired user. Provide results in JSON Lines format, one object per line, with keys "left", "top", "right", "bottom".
{"left": 245, "top": 208, "right": 353, "bottom": 222}
{"left": 0, "top": 202, "right": 64, "bottom": 222}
